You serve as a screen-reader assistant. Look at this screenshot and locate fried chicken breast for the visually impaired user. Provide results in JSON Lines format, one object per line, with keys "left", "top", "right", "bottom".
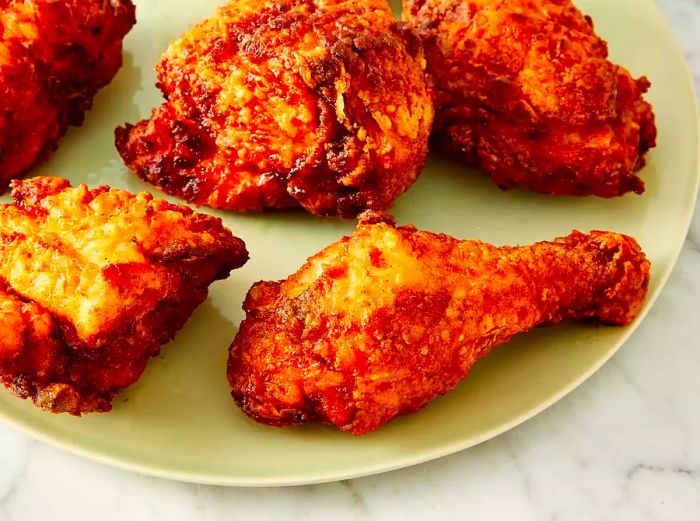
{"left": 228, "top": 212, "right": 650, "bottom": 434}
{"left": 0, "top": 0, "right": 135, "bottom": 190}
{"left": 404, "top": 0, "right": 657, "bottom": 197}
{"left": 116, "top": 0, "right": 434, "bottom": 218}
{"left": 0, "top": 177, "right": 248, "bottom": 414}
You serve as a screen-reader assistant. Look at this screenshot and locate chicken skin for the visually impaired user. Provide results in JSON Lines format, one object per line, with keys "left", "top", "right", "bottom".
{"left": 116, "top": 0, "right": 434, "bottom": 218}
{"left": 403, "top": 0, "right": 657, "bottom": 197}
{"left": 0, "top": 177, "right": 248, "bottom": 414}
{"left": 0, "top": 0, "right": 135, "bottom": 191}
{"left": 228, "top": 212, "right": 650, "bottom": 434}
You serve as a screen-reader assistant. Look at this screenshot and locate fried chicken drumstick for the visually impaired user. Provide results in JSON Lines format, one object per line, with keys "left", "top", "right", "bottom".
{"left": 0, "top": 0, "right": 135, "bottom": 190}
{"left": 228, "top": 213, "right": 650, "bottom": 434}
{"left": 0, "top": 177, "right": 248, "bottom": 414}
{"left": 403, "top": 0, "right": 657, "bottom": 197}
{"left": 116, "top": 0, "right": 433, "bottom": 218}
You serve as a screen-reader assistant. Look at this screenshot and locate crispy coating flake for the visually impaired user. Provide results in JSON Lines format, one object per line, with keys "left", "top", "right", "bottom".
{"left": 0, "top": 0, "right": 135, "bottom": 190}
{"left": 0, "top": 177, "right": 248, "bottom": 414}
{"left": 228, "top": 212, "right": 650, "bottom": 434}
{"left": 403, "top": 0, "right": 657, "bottom": 197}
{"left": 116, "top": 0, "right": 434, "bottom": 217}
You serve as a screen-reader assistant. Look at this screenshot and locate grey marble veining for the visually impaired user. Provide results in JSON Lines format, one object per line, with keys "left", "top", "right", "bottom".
{"left": 0, "top": 1, "right": 699, "bottom": 520}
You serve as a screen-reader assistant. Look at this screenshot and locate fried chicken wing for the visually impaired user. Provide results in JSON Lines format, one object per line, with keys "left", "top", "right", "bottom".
{"left": 403, "top": 0, "right": 657, "bottom": 197}
{"left": 0, "top": 0, "right": 135, "bottom": 190}
{"left": 116, "top": 0, "right": 434, "bottom": 218}
{"left": 228, "top": 212, "right": 650, "bottom": 434}
{"left": 0, "top": 177, "right": 248, "bottom": 414}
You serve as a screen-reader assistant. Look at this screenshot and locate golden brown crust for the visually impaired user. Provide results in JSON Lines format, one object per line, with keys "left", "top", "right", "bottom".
{"left": 0, "top": 0, "right": 135, "bottom": 190}
{"left": 0, "top": 177, "right": 249, "bottom": 414}
{"left": 116, "top": 103, "right": 299, "bottom": 212}
{"left": 116, "top": 0, "right": 434, "bottom": 217}
{"left": 403, "top": 0, "right": 657, "bottom": 197}
{"left": 228, "top": 219, "right": 650, "bottom": 434}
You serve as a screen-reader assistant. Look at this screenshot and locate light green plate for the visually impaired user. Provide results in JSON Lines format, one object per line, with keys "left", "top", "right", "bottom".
{"left": 0, "top": 0, "right": 698, "bottom": 487}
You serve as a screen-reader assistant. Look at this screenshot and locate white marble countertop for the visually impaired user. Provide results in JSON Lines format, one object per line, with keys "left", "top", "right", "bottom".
{"left": 1, "top": 1, "right": 699, "bottom": 519}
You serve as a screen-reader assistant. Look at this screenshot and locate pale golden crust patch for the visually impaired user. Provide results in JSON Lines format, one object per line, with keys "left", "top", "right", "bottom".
{"left": 0, "top": 177, "right": 249, "bottom": 414}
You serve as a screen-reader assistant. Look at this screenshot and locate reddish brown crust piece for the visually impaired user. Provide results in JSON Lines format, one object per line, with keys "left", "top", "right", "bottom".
{"left": 0, "top": 0, "right": 135, "bottom": 191}
{"left": 0, "top": 177, "right": 248, "bottom": 414}
{"left": 116, "top": 0, "right": 434, "bottom": 218}
{"left": 403, "top": 0, "right": 657, "bottom": 197}
{"left": 228, "top": 214, "right": 650, "bottom": 434}
{"left": 115, "top": 104, "right": 299, "bottom": 212}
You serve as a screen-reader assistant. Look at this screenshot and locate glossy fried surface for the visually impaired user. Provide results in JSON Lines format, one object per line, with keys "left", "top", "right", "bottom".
{"left": 0, "top": 177, "right": 248, "bottom": 414}
{"left": 0, "top": 0, "right": 135, "bottom": 190}
{"left": 403, "top": 0, "right": 657, "bottom": 197}
{"left": 228, "top": 212, "right": 650, "bottom": 434}
{"left": 116, "top": 0, "right": 434, "bottom": 217}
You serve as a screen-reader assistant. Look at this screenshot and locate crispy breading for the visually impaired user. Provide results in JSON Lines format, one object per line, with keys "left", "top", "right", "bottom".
{"left": 228, "top": 212, "right": 650, "bottom": 434}
{"left": 403, "top": 0, "right": 657, "bottom": 197}
{"left": 0, "top": 0, "right": 135, "bottom": 190}
{"left": 116, "top": 0, "right": 434, "bottom": 218}
{"left": 0, "top": 177, "right": 248, "bottom": 414}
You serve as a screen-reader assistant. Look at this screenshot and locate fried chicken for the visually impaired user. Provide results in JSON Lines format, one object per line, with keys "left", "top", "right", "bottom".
{"left": 228, "top": 212, "right": 650, "bottom": 434}
{"left": 116, "top": 0, "right": 434, "bottom": 218}
{"left": 0, "top": 177, "right": 248, "bottom": 414}
{"left": 403, "top": 0, "right": 657, "bottom": 197}
{"left": 0, "top": 0, "right": 135, "bottom": 191}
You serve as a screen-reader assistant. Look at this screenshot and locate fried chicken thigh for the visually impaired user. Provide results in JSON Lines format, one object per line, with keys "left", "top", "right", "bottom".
{"left": 116, "top": 0, "right": 434, "bottom": 218}
{"left": 228, "top": 213, "right": 650, "bottom": 434}
{"left": 404, "top": 0, "right": 657, "bottom": 197}
{"left": 0, "top": 0, "right": 135, "bottom": 190}
{"left": 0, "top": 177, "right": 248, "bottom": 414}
